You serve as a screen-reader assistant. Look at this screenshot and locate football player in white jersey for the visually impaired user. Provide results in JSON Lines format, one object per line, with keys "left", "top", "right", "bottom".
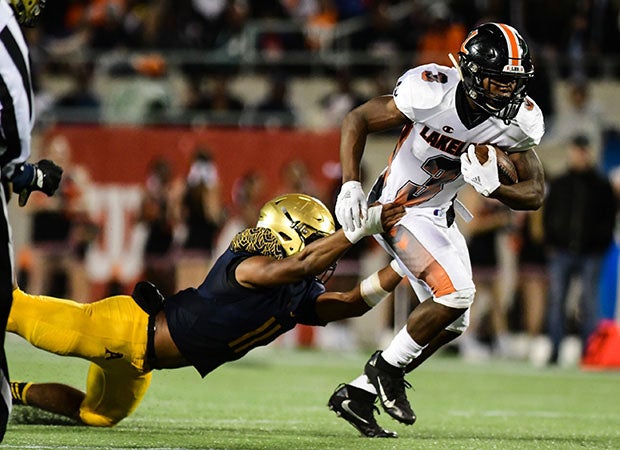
{"left": 328, "top": 22, "right": 545, "bottom": 438}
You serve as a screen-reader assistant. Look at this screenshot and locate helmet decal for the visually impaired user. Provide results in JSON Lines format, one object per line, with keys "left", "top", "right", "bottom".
{"left": 255, "top": 193, "right": 335, "bottom": 257}
{"left": 495, "top": 23, "right": 525, "bottom": 73}
{"left": 460, "top": 30, "right": 478, "bottom": 55}
{"left": 230, "top": 227, "right": 286, "bottom": 259}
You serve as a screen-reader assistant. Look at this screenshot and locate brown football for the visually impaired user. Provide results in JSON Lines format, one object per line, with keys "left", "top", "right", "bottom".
{"left": 473, "top": 144, "right": 518, "bottom": 185}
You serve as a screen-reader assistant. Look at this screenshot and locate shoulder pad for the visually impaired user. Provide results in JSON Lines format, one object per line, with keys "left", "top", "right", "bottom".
{"left": 393, "top": 64, "right": 459, "bottom": 120}
{"left": 506, "top": 97, "right": 545, "bottom": 152}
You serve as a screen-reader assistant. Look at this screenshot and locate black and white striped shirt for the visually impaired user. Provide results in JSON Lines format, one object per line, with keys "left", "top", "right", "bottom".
{"left": 0, "top": 0, "right": 33, "bottom": 180}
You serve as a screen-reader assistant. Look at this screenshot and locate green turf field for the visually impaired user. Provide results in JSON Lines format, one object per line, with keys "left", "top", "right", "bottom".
{"left": 2, "top": 334, "right": 619, "bottom": 450}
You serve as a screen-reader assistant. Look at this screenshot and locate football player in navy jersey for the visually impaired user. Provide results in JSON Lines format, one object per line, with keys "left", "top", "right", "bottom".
{"left": 7, "top": 193, "right": 404, "bottom": 428}
{"left": 329, "top": 22, "right": 546, "bottom": 437}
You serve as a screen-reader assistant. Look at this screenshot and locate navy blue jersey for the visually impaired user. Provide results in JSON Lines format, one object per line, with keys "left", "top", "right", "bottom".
{"left": 164, "top": 248, "right": 326, "bottom": 377}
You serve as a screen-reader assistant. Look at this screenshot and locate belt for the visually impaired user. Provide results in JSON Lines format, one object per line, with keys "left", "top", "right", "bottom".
{"left": 146, "top": 314, "right": 159, "bottom": 370}
{"left": 131, "top": 281, "right": 165, "bottom": 371}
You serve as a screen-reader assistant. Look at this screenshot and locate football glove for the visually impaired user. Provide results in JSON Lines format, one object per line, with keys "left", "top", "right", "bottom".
{"left": 460, "top": 144, "right": 500, "bottom": 197}
{"left": 335, "top": 180, "right": 367, "bottom": 231}
{"left": 343, "top": 204, "right": 383, "bottom": 244}
{"left": 12, "top": 159, "right": 63, "bottom": 206}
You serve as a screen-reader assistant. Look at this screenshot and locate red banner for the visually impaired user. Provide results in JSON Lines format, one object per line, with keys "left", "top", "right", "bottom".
{"left": 44, "top": 125, "right": 341, "bottom": 205}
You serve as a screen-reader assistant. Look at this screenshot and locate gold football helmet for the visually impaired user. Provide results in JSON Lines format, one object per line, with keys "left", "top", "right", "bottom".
{"left": 10, "top": 0, "right": 45, "bottom": 26}
{"left": 256, "top": 193, "right": 335, "bottom": 256}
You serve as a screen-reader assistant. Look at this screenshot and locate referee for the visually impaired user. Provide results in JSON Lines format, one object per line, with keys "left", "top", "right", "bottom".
{"left": 0, "top": 0, "right": 62, "bottom": 441}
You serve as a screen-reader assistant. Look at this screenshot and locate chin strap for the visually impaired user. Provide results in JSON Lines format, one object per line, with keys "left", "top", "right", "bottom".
{"left": 448, "top": 53, "right": 463, "bottom": 81}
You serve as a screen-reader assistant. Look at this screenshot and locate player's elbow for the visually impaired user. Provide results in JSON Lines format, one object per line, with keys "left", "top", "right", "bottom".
{"left": 510, "top": 196, "right": 544, "bottom": 211}
{"left": 527, "top": 186, "right": 545, "bottom": 210}
{"left": 502, "top": 183, "right": 545, "bottom": 211}
{"left": 531, "top": 196, "right": 544, "bottom": 210}
{"left": 342, "top": 107, "right": 369, "bottom": 134}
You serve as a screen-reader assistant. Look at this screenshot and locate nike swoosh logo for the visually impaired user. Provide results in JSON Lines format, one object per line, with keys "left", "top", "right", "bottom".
{"left": 341, "top": 400, "right": 369, "bottom": 424}
{"left": 376, "top": 379, "right": 396, "bottom": 409}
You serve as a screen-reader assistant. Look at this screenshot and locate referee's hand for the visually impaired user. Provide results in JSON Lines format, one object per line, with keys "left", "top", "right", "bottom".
{"left": 13, "top": 160, "right": 63, "bottom": 207}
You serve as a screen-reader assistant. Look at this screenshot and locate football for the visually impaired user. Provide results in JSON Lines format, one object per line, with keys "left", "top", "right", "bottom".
{"left": 473, "top": 144, "right": 518, "bottom": 185}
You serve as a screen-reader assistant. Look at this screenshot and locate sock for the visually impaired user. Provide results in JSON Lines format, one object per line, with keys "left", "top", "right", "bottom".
{"left": 349, "top": 375, "right": 377, "bottom": 395}
{"left": 10, "top": 382, "right": 32, "bottom": 405}
{"left": 381, "top": 326, "right": 426, "bottom": 368}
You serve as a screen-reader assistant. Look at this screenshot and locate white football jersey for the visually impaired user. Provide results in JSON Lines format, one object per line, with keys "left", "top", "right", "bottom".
{"left": 374, "top": 63, "right": 544, "bottom": 210}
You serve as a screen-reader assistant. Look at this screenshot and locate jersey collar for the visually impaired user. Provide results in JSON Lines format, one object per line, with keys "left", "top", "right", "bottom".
{"left": 455, "top": 83, "right": 490, "bottom": 129}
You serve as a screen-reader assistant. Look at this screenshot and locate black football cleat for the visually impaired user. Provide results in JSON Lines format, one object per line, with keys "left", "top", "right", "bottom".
{"left": 364, "top": 351, "right": 416, "bottom": 425}
{"left": 328, "top": 384, "right": 398, "bottom": 438}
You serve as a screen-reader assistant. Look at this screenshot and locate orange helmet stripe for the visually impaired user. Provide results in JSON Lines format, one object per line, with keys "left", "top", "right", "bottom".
{"left": 496, "top": 23, "right": 521, "bottom": 66}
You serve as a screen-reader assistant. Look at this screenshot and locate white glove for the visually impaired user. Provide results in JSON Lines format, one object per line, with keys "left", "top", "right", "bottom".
{"left": 335, "top": 180, "right": 367, "bottom": 231}
{"left": 343, "top": 204, "right": 383, "bottom": 243}
{"left": 460, "top": 144, "right": 500, "bottom": 197}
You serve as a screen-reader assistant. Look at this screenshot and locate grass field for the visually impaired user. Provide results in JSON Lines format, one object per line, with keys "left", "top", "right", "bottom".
{"left": 1, "top": 335, "right": 619, "bottom": 450}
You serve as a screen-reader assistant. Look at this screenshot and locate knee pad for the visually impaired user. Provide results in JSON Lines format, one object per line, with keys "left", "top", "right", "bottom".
{"left": 445, "top": 308, "right": 470, "bottom": 334}
{"left": 433, "top": 287, "right": 475, "bottom": 309}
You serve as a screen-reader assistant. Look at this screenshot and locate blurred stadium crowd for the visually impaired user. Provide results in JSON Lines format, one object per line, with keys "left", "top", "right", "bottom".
{"left": 12, "top": 0, "right": 620, "bottom": 368}
{"left": 27, "top": 0, "right": 620, "bottom": 126}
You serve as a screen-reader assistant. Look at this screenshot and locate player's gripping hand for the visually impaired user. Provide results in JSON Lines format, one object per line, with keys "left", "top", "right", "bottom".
{"left": 344, "top": 202, "right": 404, "bottom": 244}
{"left": 335, "top": 180, "right": 367, "bottom": 231}
{"left": 460, "top": 144, "right": 500, "bottom": 197}
{"left": 12, "top": 159, "right": 63, "bottom": 207}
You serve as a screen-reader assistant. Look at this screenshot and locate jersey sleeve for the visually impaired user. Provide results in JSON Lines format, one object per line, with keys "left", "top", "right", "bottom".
{"left": 392, "top": 64, "right": 458, "bottom": 121}
{"left": 505, "top": 96, "right": 545, "bottom": 152}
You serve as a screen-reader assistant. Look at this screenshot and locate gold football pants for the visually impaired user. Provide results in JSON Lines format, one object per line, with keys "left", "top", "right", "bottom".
{"left": 8, "top": 288, "right": 152, "bottom": 426}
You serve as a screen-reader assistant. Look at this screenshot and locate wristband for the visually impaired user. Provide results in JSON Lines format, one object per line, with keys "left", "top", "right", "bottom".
{"left": 343, "top": 205, "right": 383, "bottom": 244}
{"left": 390, "top": 259, "right": 407, "bottom": 278}
{"left": 343, "top": 227, "right": 365, "bottom": 244}
{"left": 360, "top": 271, "right": 390, "bottom": 307}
